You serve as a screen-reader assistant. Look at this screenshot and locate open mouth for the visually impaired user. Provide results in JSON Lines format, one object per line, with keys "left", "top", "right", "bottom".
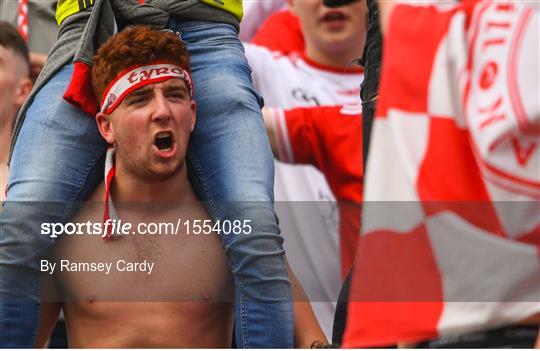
{"left": 321, "top": 10, "right": 347, "bottom": 22}
{"left": 154, "top": 131, "right": 173, "bottom": 152}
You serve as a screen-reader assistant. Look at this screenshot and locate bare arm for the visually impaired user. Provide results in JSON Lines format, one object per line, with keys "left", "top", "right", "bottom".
{"left": 287, "top": 260, "right": 328, "bottom": 348}
{"left": 261, "top": 107, "right": 280, "bottom": 159}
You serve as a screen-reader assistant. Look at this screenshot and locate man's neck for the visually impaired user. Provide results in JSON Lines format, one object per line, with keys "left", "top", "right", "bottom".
{"left": 0, "top": 123, "right": 13, "bottom": 165}
{"left": 305, "top": 45, "right": 362, "bottom": 69}
{"left": 112, "top": 165, "right": 196, "bottom": 205}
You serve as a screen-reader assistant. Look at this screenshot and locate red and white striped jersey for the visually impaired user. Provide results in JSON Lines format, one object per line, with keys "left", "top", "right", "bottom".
{"left": 344, "top": 0, "right": 540, "bottom": 347}
{"left": 245, "top": 43, "right": 363, "bottom": 109}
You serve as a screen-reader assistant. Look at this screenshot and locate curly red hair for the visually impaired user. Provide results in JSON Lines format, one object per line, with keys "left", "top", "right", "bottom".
{"left": 91, "top": 26, "right": 190, "bottom": 103}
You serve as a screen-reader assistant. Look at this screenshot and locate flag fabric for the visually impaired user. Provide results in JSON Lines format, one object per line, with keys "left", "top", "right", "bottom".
{"left": 17, "top": 0, "right": 28, "bottom": 41}
{"left": 102, "top": 146, "right": 117, "bottom": 240}
{"left": 344, "top": 0, "right": 540, "bottom": 347}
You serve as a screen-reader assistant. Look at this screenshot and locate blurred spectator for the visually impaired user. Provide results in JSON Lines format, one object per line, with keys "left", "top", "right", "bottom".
{"left": 0, "top": 21, "right": 31, "bottom": 202}
{"left": 0, "top": 14, "right": 69, "bottom": 344}
{"left": 244, "top": 0, "right": 366, "bottom": 339}
{"left": 0, "top": 0, "right": 58, "bottom": 81}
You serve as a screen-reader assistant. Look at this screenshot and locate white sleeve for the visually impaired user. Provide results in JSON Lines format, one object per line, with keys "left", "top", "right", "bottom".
{"left": 243, "top": 43, "right": 280, "bottom": 94}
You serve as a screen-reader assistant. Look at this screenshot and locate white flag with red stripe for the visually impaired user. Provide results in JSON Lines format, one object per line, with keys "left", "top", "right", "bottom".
{"left": 344, "top": 0, "right": 539, "bottom": 347}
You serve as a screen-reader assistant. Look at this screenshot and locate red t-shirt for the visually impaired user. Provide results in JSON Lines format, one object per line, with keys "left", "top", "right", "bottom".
{"left": 252, "top": 10, "right": 305, "bottom": 54}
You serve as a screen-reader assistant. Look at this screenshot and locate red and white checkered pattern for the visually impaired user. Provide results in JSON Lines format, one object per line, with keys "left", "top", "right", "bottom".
{"left": 344, "top": 0, "right": 539, "bottom": 347}
{"left": 17, "top": 0, "right": 28, "bottom": 41}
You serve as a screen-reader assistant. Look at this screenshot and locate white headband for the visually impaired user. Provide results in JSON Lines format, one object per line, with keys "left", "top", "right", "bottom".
{"left": 100, "top": 62, "right": 193, "bottom": 115}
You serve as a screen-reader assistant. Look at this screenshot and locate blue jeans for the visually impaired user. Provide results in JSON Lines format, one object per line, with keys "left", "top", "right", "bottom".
{"left": 0, "top": 21, "right": 293, "bottom": 348}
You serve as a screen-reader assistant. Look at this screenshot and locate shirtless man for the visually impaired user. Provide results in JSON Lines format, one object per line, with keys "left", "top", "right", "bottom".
{"left": 35, "top": 26, "right": 324, "bottom": 348}
{"left": 34, "top": 26, "right": 234, "bottom": 347}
